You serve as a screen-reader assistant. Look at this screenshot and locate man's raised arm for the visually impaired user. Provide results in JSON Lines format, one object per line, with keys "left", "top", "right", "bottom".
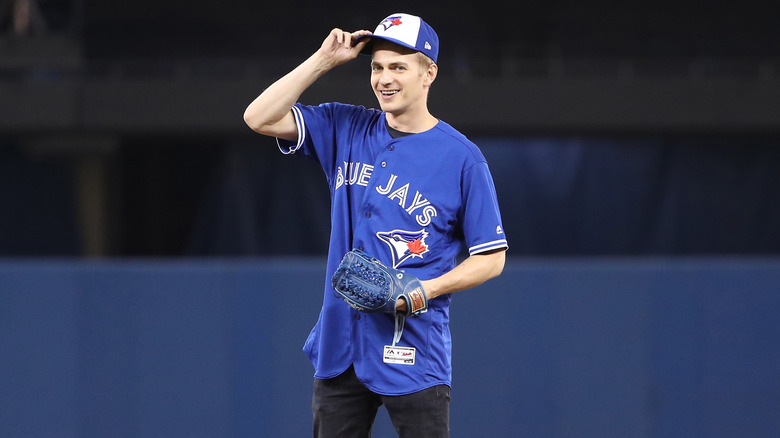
{"left": 243, "top": 28, "right": 371, "bottom": 141}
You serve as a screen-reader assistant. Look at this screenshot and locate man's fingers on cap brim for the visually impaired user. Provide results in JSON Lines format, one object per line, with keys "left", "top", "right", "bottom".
{"left": 352, "top": 31, "right": 372, "bottom": 47}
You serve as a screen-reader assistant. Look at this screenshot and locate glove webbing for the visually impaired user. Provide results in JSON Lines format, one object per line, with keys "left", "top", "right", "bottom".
{"left": 392, "top": 314, "right": 406, "bottom": 346}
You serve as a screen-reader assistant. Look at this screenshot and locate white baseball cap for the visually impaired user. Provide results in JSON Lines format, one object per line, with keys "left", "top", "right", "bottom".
{"left": 357, "top": 13, "right": 439, "bottom": 63}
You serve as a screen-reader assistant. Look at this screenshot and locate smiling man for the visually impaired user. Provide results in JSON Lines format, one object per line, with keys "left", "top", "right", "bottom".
{"left": 244, "top": 13, "right": 508, "bottom": 438}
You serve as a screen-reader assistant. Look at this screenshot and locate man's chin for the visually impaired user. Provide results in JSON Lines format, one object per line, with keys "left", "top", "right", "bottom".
{"left": 376, "top": 101, "right": 395, "bottom": 113}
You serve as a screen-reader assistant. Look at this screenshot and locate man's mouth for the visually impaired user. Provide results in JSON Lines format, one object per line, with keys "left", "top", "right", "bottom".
{"left": 380, "top": 90, "right": 399, "bottom": 96}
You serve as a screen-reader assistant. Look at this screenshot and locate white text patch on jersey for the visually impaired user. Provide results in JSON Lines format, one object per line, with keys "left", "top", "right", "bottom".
{"left": 335, "top": 162, "right": 374, "bottom": 190}
{"left": 375, "top": 173, "right": 438, "bottom": 227}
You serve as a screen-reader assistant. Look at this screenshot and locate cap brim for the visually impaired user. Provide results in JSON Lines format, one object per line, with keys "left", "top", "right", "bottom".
{"left": 356, "top": 35, "right": 422, "bottom": 57}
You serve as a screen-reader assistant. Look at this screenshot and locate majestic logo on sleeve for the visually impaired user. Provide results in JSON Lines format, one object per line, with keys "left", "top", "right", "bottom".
{"left": 376, "top": 229, "right": 430, "bottom": 268}
{"left": 380, "top": 16, "right": 403, "bottom": 31}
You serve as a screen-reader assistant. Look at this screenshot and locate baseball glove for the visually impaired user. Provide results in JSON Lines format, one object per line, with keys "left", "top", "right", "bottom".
{"left": 331, "top": 249, "right": 428, "bottom": 317}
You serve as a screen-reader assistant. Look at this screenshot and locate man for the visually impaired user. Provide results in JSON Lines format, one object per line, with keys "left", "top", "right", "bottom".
{"left": 244, "top": 13, "right": 508, "bottom": 437}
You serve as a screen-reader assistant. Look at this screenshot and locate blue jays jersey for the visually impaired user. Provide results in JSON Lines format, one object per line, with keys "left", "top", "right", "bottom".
{"left": 278, "top": 102, "right": 508, "bottom": 396}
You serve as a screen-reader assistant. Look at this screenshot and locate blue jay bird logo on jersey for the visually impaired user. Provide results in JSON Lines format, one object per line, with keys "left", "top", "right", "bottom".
{"left": 376, "top": 229, "right": 430, "bottom": 269}
{"left": 379, "top": 16, "right": 403, "bottom": 31}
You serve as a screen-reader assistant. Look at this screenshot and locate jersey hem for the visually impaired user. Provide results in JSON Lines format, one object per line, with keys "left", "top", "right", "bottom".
{"left": 313, "top": 364, "right": 451, "bottom": 397}
{"left": 363, "top": 379, "right": 452, "bottom": 397}
{"left": 313, "top": 364, "right": 354, "bottom": 381}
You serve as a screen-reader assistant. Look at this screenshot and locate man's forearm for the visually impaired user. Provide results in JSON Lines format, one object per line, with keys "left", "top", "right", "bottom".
{"left": 422, "top": 250, "right": 506, "bottom": 300}
{"left": 396, "top": 250, "right": 505, "bottom": 312}
{"left": 243, "top": 53, "right": 332, "bottom": 135}
{"left": 243, "top": 28, "right": 371, "bottom": 138}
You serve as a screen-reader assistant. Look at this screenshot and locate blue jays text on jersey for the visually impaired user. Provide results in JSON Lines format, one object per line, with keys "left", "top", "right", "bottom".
{"left": 336, "top": 163, "right": 438, "bottom": 227}
{"left": 277, "top": 102, "right": 508, "bottom": 396}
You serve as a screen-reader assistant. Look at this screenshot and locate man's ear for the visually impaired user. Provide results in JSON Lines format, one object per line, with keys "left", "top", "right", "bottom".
{"left": 424, "top": 63, "right": 438, "bottom": 87}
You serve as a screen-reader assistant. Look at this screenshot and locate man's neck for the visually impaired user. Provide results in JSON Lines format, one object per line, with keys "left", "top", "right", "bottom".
{"left": 386, "top": 111, "right": 438, "bottom": 134}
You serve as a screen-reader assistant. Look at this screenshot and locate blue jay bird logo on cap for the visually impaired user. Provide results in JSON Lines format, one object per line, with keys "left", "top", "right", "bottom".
{"left": 376, "top": 229, "right": 430, "bottom": 268}
{"left": 380, "top": 16, "right": 404, "bottom": 31}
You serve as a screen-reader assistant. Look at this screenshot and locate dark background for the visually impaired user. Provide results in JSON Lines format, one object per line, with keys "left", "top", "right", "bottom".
{"left": 2, "top": 0, "right": 780, "bottom": 257}
{"left": 3, "top": 3, "right": 780, "bottom": 438}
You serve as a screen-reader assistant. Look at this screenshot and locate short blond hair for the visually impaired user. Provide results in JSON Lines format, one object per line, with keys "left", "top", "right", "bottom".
{"left": 415, "top": 52, "right": 435, "bottom": 71}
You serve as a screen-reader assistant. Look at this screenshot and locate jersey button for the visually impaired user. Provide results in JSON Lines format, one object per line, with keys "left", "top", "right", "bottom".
{"left": 365, "top": 211, "right": 371, "bottom": 218}
{"left": 388, "top": 145, "right": 395, "bottom": 151}
{"left": 381, "top": 161, "right": 387, "bottom": 167}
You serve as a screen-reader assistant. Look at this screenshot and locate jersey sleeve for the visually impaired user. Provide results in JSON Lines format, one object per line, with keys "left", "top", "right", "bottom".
{"left": 276, "top": 103, "right": 375, "bottom": 181}
{"left": 275, "top": 102, "right": 342, "bottom": 179}
{"left": 460, "top": 161, "right": 509, "bottom": 255}
{"left": 276, "top": 104, "right": 309, "bottom": 155}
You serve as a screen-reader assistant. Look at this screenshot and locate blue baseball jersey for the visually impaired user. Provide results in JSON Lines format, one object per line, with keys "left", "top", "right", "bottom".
{"left": 278, "top": 102, "right": 507, "bottom": 396}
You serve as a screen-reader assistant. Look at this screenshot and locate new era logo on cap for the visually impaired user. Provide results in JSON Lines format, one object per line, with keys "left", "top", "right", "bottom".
{"left": 358, "top": 13, "right": 439, "bottom": 63}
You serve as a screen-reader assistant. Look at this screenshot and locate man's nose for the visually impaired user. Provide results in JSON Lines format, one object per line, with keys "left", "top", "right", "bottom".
{"left": 379, "top": 70, "right": 393, "bottom": 84}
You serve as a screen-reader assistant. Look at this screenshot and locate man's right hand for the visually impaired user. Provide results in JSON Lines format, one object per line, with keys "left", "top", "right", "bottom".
{"left": 316, "top": 28, "right": 372, "bottom": 70}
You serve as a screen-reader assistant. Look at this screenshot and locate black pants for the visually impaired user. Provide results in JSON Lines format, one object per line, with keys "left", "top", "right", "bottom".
{"left": 312, "top": 365, "right": 450, "bottom": 438}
